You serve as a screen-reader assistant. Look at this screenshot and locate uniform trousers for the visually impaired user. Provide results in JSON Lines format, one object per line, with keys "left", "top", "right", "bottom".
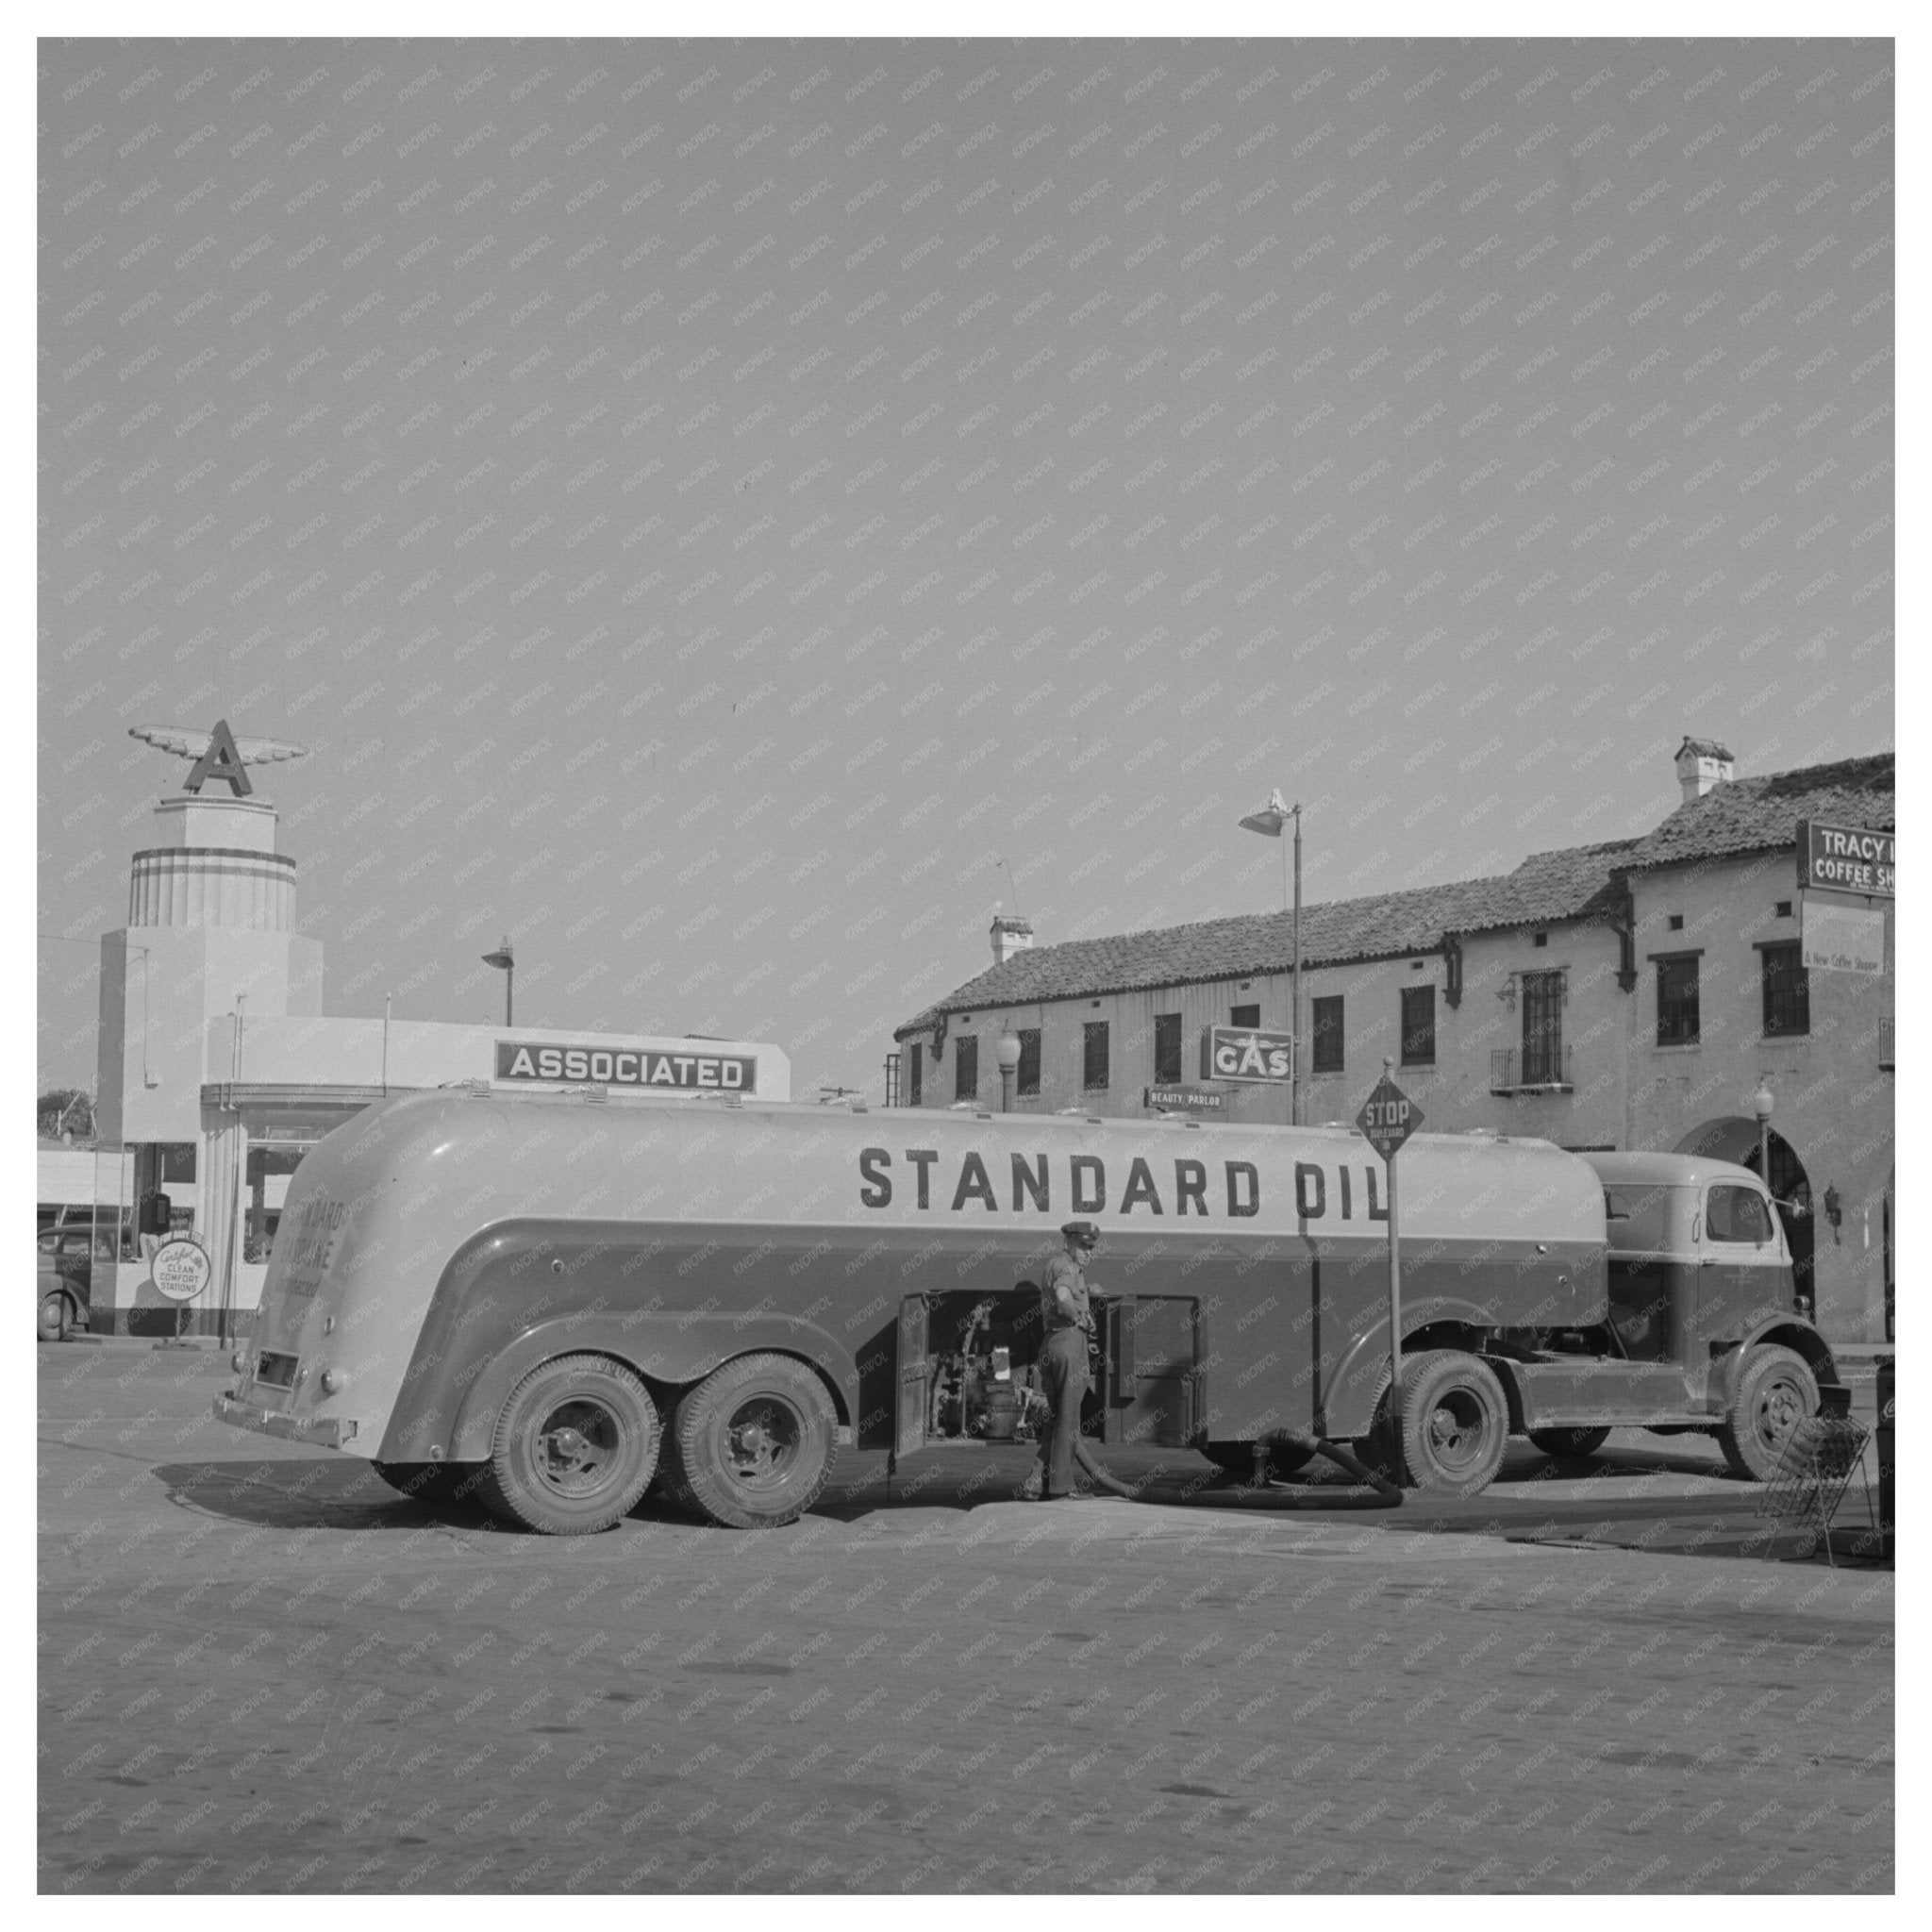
{"left": 1035, "top": 1325, "right": 1091, "bottom": 1496}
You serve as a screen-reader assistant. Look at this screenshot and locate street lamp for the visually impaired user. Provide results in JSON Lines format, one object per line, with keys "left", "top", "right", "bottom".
{"left": 996, "top": 1030, "right": 1023, "bottom": 1112}
{"left": 1238, "top": 789, "right": 1303, "bottom": 1125}
{"left": 483, "top": 936, "right": 515, "bottom": 1026}
{"left": 1751, "top": 1081, "right": 1774, "bottom": 1191}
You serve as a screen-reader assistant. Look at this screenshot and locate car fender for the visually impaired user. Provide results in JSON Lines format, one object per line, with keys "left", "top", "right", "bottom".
{"left": 1321, "top": 1294, "right": 1505, "bottom": 1439}
{"left": 1708, "top": 1314, "right": 1842, "bottom": 1411}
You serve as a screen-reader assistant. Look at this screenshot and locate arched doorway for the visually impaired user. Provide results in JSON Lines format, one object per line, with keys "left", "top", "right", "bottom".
{"left": 1674, "top": 1117, "right": 1814, "bottom": 1316}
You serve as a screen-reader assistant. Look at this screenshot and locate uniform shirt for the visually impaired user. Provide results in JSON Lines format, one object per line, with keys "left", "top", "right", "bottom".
{"left": 1041, "top": 1249, "right": 1092, "bottom": 1334}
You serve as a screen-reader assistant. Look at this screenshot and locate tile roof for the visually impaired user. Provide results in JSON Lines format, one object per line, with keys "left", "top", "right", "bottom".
{"left": 897, "top": 838, "right": 1637, "bottom": 1034}
{"left": 1620, "top": 752, "right": 1894, "bottom": 872}
{"left": 896, "top": 749, "right": 1893, "bottom": 1036}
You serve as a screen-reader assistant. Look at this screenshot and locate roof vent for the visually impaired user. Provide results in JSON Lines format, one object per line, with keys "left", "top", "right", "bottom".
{"left": 1674, "top": 735, "right": 1735, "bottom": 803}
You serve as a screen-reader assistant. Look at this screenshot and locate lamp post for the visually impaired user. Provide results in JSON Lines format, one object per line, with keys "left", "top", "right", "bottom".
{"left": 996, "top": 1030, "right": 1023, "bottom": 1112}
{"left": 1751, "top": 1081, "right": 1774, "bottom": 1191}
{"left": 1238, "top": 790, "right": 1303, "bottom": 1125}
{"left": 483, "top": 937, "right": 515, "bottom": 1026}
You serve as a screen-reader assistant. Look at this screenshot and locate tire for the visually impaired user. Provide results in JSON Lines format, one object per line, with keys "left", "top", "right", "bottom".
{"left": 1716, "top": 1344, "right": 1819, "bottom": 1482}
{"left": 1527, "top": 1426, "right": 1611, "bottom": 1459}
{"left": 372, "top": 1460, "right": 489, "bottom": 1509}
{"left": 38, "top": 1291, "right": 70, "bottom": 1342}
{"left": 1203, "top": 1439, "right": 1316, "bottom": 1481}
{"left": 669, "top": 1353, "right": 838, "bottom": 1529}
{"left": 477, "top": 1354, "right": 661, "bottom": 1535}
{"left": 1392, "top": 1351, "right": 1510, "bottom": 1496}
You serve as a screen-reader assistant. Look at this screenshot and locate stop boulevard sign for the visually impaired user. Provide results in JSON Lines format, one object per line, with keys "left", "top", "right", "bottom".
{"left": 1357, "top": 1072, "right": 1423, "bottom": 1160}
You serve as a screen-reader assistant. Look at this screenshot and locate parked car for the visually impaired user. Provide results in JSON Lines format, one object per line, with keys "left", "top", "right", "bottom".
{"left": 38, "top": 1226, "right": 110, "bottom": 1341}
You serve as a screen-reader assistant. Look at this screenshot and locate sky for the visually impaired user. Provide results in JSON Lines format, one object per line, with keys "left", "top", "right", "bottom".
{"left": 37, "top": 35, "right": 1894, "bottom": 1101}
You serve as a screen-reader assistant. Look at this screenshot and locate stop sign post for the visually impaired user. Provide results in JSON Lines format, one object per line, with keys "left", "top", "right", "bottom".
{"left": 1357, "top": 1058, "right": 1424, "bottom": 1451}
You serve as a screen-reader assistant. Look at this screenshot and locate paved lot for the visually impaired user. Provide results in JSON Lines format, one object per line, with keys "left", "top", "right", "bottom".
{"left": 40, "top": 1343, "right": 1891, "bottom": 1893}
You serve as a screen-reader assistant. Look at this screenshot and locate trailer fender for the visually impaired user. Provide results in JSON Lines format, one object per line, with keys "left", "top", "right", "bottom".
{"left": 423, "top": 1312, "right": 859, "bottom": 1465}
{"left": 1708, "top": 1316, "right": 1843, "bottom": 1414}
{"left": 1322, "top": 1296, "right": 1506, "bottom": 1440}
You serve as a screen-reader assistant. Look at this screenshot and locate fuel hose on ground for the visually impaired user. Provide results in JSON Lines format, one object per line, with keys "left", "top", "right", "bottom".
{"left": 1071, "top": 1428, "right": 1403, "bottom": 1510}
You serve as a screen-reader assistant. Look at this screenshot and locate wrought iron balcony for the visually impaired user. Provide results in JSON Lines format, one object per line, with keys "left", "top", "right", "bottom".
{"left": 1490, "top": 1046, "right": 1574, "bottom": 1094}
{"left": 1877, "top": 1017, "right": 1893, "bottom": 1073}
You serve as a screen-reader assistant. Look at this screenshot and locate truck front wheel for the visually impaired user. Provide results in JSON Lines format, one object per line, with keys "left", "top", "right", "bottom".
{"left": 1395, "top": 1351, "right": 1510, "bottom": 1495}
{"left": 669, "top": 1353, "right": 837, "bottom": 1529}
{"left": 1717, "top": 1344, "right": 1818, "bottom": 1482}
{"left": 479, "top": 1354, "right": 661, "bottom": 1534}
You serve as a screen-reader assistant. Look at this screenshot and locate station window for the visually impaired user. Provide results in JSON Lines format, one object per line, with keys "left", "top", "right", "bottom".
{"left": 1760, "top": 941, "right": 1810, "bottom": 1039}
{"left": 908, "top": 1042, "right": 923, "bottom": 1108}
{"left": 1153, "top": 1013, "right": 1182, "bottom": 1085}
{"left": 1399, "top": 986, "right": 1435, "bottom": 1066}
{"left": 1656, "top": 955, "right": 1701, "bottom": 1045}
{"left": 1083, "top": 1021, "right": 1110, "bottom": 1091}
{"left": 954, "top": 1035, "right": 978, "bottom": 1103}
{"left": 1229, "top": 1003, "right": 1260, "bottom": 1030}
{"left": 1017, "top": 1028, "right": 1041, "bottom": 1096}
{"left": 1311, "top": 995, "right": 1344, "bottom": 1074}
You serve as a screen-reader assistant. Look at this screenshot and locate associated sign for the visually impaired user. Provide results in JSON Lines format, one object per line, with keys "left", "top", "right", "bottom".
{"left": 1802, "top": 896, "right": 1887, "bottom": 976}
{"left": 1200, "top": 1025, "right": 1294, "bottom": 1083}
{"left": 1799, "top": 819, "right": 1894, "bottom": 899}
{"left": 1143, "top": 1085, "right": 1226, "bottom": 1114}
{"left": 1357, "top": 1074, "right": 1424, "bottom": 1160}
{"left": 151, "top": 1237, "right": 211, "bottom": 1304}
{"left": 496, "top": 1041, "right": 758, "bottom": 1091}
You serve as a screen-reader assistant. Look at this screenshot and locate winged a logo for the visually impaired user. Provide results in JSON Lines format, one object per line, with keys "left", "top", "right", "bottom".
{"left": 128, "top": 719, "right": 308, "bottom": 797}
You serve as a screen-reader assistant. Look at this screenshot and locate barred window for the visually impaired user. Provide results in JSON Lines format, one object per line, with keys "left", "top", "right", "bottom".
{"left": 1017, "top": 1028, "right": 1041, "bottom": 1095}
{"left": 1229, "top": 1003, "right": 1261, "bottom": 1029}
{"left": 1153, "top": 1013, "right": 1182, "bottom": 1085}
{"left": 1083, "top": 1021, "right": 1110, "bottom": 1091}
{"left": 1761, "top": 941, "right": 1810, "bottom": 1038}
{"left": 1400, "top": 986, "right": 1435, "bottom": 1066}
{"left": 954, "top": 1034, "right": 978, "bottom": 1102}
{"left": 1656, "top": 956, "right": 1700, "bottom": 1046}
{"left": 1311, "top": 995, "right": 1344, "bottom": 1074}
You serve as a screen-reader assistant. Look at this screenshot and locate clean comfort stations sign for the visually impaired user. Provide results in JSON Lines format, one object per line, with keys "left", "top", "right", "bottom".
{"left": 496, "top": 1041, "right": 758, "bottom": 1091}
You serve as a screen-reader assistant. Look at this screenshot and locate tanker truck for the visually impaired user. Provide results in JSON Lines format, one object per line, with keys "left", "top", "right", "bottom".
{"left": 214, "top": 1086, "right": 1841, "bottom": 1531}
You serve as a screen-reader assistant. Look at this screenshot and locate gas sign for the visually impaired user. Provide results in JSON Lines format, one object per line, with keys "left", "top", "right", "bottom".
{"left": 1200, "top": 1025, "right": 1293, "bottom": 1083}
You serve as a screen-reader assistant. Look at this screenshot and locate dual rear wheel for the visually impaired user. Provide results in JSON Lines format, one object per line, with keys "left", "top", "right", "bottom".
{"left": 393, "top": 1350, "right": 838, "bottom": 1535}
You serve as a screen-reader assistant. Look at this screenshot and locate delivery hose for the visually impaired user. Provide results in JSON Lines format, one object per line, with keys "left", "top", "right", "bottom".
{"left": 1071, "top": 1428, "right": 1403, "bottom": 1510}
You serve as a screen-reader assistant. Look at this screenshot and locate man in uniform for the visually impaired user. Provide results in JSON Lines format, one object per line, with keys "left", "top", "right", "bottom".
{"left": 1024, "top": 1221, "right": 1099, "bottom": 1499}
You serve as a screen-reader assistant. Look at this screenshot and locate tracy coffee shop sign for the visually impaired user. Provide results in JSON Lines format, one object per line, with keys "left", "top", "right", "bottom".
{"left": 1799, "top": 820, "right": 1894, "bottom": 898}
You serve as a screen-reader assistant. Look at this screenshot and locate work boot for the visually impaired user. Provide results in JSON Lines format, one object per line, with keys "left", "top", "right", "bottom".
{"left": 1017, "top": 1474, "right": 1044, "bottom": 1501}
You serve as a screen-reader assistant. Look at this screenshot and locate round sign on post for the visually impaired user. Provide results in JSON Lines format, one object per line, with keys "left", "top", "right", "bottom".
{"left": 1357, "top": 1060, "right": 1423, "bottom": 1484}
{"left": 151, "top": 1237, "right": 211, "bottom": 1305}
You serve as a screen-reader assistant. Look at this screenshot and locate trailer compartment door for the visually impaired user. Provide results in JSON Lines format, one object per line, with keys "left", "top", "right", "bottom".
{"left": 894, "top": 1294, "right": 931, "bottom": 1461}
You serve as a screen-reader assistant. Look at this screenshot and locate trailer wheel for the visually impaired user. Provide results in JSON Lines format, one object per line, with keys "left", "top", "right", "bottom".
{"left": 1204, "top": 1440, "right": 1315, "bottom": 1481}
{"left": 670, "top": 1353, "right": 837, "bottom": 1529}
{"left": 1717, "top": 1344, "right": 1818, "bottom": 1482}
{"left": 1393, "top": 1351, "right": 1510, "bottom": 1495}
{"left": 478, "top": 1354, "right": 661, "bottom": 1535}
{"left": 38, "top": 1291, "right": 71, "bottom": 1342}
{"left": 1527, "top": 1426, "right": 1611, "bottom": 1460}
{"left": 372, "top": 1460, "right": 488, "bottom": 1509}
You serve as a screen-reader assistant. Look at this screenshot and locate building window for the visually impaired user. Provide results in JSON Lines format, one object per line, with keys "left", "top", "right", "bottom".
{"left": 908, "top": 1043, "right": 922, "bottom": 1107}
{"left": 1017, "top": 1028, "right": 1041, "bottom": 1095}
{"left": 1153, "top": 1013, "right": 1182, "bottom": 1085}
{"left": 1229, "top": 1003, "right": 1261, "bottom": 1030}
{"left": 1083, "top": 1021, "right": 1110, "bottom": 1091}
{"left": 1761, "top": 941, "right": 1810, "bottom": 1038}
{"left": 1656, "top": 956, "right": 1700, "bottom": 1046}
{"left": 1311, "top": 996, "right": 1344, "bottom": 1074}
{"left": 1521, "top": 970, "right": 1565, "bottom": 1086}
{"left": 955, "top": 1035, "right": 978, "bottom": 1102}
{"left": 1400, "top": 986, "right": 1436, "bottom": 1066}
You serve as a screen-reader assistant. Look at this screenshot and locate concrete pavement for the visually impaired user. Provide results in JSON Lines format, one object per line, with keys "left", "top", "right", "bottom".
{"left": 39, "top": 1343, "right": 1892, "bottom": 1893}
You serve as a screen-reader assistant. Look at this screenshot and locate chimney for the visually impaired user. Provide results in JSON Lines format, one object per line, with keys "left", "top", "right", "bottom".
{"left": 1674, "top": 735, "right": 1735, "bottom": 804}
{"left": 991, "top": 915, "right": 1034, "bottom": 966}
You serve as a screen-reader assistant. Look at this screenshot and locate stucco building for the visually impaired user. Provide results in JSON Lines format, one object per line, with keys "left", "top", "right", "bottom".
{"left": 891, "top": 741, "right": 1893, "bottom": 1344}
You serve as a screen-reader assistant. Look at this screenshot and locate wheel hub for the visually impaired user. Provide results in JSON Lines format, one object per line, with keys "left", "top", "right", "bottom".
{"left": 534, "top": 1400, "right": 620, "bottom": 1494}
{"left": 726, "top": 1399, "right": 800, "bottom": 1487}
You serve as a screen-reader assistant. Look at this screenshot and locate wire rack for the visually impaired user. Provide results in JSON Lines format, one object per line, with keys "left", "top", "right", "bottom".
{"left": 1752, "top": 1415, "right": 1877, "bottom": 1563}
